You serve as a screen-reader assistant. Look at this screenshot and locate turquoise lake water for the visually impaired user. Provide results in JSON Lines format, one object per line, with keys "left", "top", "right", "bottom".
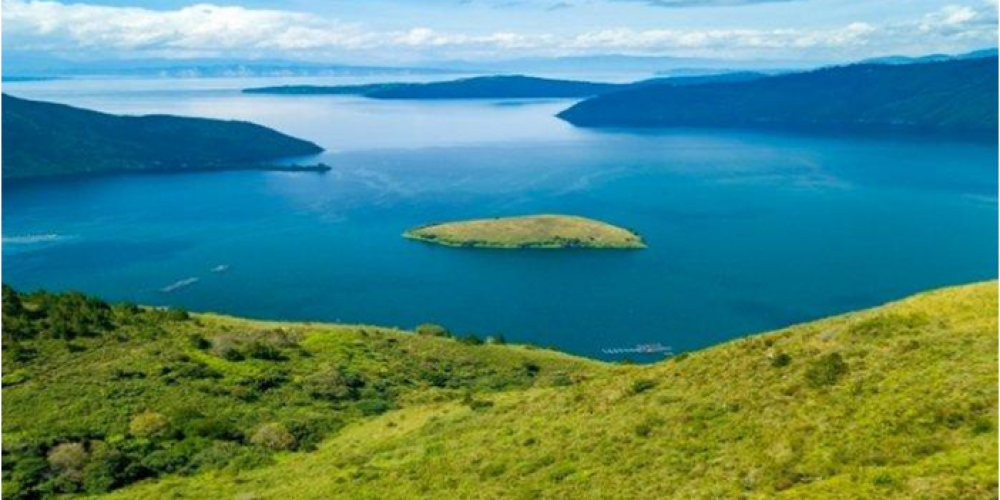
{"left": 3, "top": 77, "right": 997, "bottom": 359}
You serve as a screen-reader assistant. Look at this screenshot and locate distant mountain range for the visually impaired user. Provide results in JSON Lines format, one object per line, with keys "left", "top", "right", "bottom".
{"left": 243, "top": 73, "right": 769, "bottom": 99}
{"left": 244, "top": 75, "right": 622, "bottom": 99}
{"left": 861, "top": 48, "right": 998, "bottom": 66}
{"left": 1, "top": 76, "right": 63, "bottom": 83}
{"left": 558, "top": 57, "right": 999, "bottom": 137}
{"left": 2, "top": 95, "right": 323, "bottom": 180}
{"left": 2, "top": 54, "right": 459, "bottom": 78}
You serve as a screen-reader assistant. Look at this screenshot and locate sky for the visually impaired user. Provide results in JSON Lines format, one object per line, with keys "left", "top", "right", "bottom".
{"left": 2, "top": 0, "right": 998, "bottom": 64}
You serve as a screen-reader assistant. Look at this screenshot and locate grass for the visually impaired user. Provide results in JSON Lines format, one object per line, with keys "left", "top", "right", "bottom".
{"left": 1, "top": 289, "right": 601, "bottom": 499}
{"left": 89, "top": 281, "right": 998, "bottom": 499}
{"left": 403, "top": 214, "right": 646, "bottom": 249}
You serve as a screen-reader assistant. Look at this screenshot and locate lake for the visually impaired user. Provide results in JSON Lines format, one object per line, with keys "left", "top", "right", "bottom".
{"left": 3, "top": 76, "right": 997, "bottom": 360}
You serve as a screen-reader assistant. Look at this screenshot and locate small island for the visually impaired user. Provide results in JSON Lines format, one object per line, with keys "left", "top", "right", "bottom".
{"left": 404, "top": 215, "right": 645, "bottom": 249}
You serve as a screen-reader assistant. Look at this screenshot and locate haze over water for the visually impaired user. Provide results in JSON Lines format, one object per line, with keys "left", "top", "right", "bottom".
{"left": 3, "top": 76, "right": 997, "bottom": 359}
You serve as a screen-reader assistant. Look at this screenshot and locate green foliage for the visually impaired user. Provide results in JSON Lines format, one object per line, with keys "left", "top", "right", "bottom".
{"left": 1, "top": 286, "right": 598, "bottom": 498}
{"left": 457, "top": 334, "right": 484, "bottom": 346}
{"left": 628, "top": 378, "right": 657, "bottom": 395}
{"left": 47, "top": 443, "right": 88, "bottom": 476}
{"left": 95, "top": 281, "right": 997, "bottom": 500}
{"left": 302, "top": 365, "right": 363, "bottom": 402}
{"left": 415, "top": 323, "right": 450, "bottom": 338}
{"left": 250, "top": 424, "right": 297, "bottom": 451}
{"left": 1, "top": 287, "right": 113, "bottom": 341}
{"left": 804, "top": 352, "right": 848, "bottom": 388}
{"left": 357, "top": 399, "right": 392, "bottom": 416}
{"left": 485, "top": 335, "right": 506, "bottom": 345}
{"left": 129, "top": 412, "right": 171, "bottom": 439}
{"left": 770, "top": 352, "right": 792, "bottom": 368}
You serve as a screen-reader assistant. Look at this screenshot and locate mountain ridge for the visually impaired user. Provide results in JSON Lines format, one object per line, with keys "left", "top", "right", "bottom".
{"left": 2, "top": 95, "right": 324, "bottom": 180}
{"left": 558, "top": 57, "right": 999, "bottom": 138}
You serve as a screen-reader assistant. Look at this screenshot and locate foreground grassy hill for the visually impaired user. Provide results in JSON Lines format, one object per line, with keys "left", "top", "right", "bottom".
{"left": 1, "top": 287, "right": 598, "bottom": 499}
{"left": 2, "top": 95, "right": 323, "bottom": 180}
{"left": 3, "top": 282, "right": 996, "bottom": 499}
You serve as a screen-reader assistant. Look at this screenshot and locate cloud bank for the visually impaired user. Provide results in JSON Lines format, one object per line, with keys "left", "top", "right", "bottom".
{"left": 3, "top": 0, "right": 997, "bottom": 62}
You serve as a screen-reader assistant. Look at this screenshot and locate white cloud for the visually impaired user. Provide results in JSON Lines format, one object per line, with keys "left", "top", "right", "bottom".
{"left": 2, "top": 0, "right": 996, "bottom": 61}
{"left": 564, "top": 23, "right": 877, "bottom": 51}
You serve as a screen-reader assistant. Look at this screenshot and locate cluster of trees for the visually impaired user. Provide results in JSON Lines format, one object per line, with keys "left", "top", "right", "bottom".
{"left": 4, "top": 409, "right": 323, "bottom": 498}
{"left": 2, "top": 285, "right": 114, "bottom": 342}
{"left": 2, "top": 287, "right": 566, "bottom": 499}
{"left": 415, "top": 322, "right": 507, "bottom": 346}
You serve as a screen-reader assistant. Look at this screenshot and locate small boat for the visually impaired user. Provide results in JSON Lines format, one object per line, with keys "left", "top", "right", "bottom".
{"left": 601, "top": 343, "right": 672, "bottom": 355}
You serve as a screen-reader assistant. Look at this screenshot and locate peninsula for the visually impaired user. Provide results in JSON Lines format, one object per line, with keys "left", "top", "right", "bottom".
{"left": 2, "top": 94, "right": 324, "bottom": 180}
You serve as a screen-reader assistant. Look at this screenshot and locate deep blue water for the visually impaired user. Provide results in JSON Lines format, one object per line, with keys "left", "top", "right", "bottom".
{"left": 3, "top": 77, "right": 997, "bottom": 360}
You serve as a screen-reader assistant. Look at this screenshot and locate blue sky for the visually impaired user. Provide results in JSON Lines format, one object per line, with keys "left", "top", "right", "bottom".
{"left": 3, "top": 0, "right": 997, "bottom": 63}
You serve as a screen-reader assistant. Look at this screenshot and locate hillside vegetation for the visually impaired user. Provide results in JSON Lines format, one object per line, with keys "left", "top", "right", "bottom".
{"left": 1, "top": 95, "right": 323, "bottom": 180}
{"left": 2, "top": 282, "right": 996, "bottom": 499}
{"left": 559, "top": 57, "right": 999, "bottom": 137}
{"left": 404, "top": 215, "right": 646, "bottom": 249}
{"left": 1, "top": 287, "right": 598, "bottom": 499}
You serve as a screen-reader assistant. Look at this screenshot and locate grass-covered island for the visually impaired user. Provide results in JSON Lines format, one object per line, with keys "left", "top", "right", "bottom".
{"left": 404, "top": 215, "right": 646, "bottom": 249}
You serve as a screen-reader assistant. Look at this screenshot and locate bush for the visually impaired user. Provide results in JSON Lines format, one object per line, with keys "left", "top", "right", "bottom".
{"left": 357, "top": 398, "right": 392, "bottom": 416}
{"left": 461, "top": 392, "right": 494, "bottom": 411}
{"left": 158, "top": 307, "right": 190, "bottom": 322}
{"left": 40, "top": 291, "right": 113, "bottom": 340}
{"left": 303, "top": 365, "right": 363, "bottom": 401}
{"left": 629, "top": 379, "right": 657, "bottom": 395}
{"left": 244, "top": 340, "right": 286, "bottom": 361}
{"left": 185, "top": 417, "right": 239, "bottom": 440}
{"left": 457, "top": 334, "right": 483, "bottom": 346}
{"left": 81, "top": 442, "right": 127, "bottom": 494}
{"left": 3, "top": 284, "right": 25, "bottom": 317}
{"left": 634, "top": 422, "right": 653, "bottom": 438}
{"left": 210, "top": 337, "right": 245, "bottom": 361}
{"left": 187, "top": 333, "right": 211, "bottom": 350}
{"left": 805, "top": 353, "right": 848, "bottom": 388}
{"left": 8, "top": 456, "right": 49, "bottom": 498}
{"left": 415, "top": 323, "right": 450, "bottom": 337}
{"left": 485, "top": 334, "right": 506, "bottom": 345}
{"left": 250, "top": 423, "right": 297, "bottom": 451}
{"left": 188, "top": 441, "right": 242, "bottom": 471}
{"left": 770, "top": 352, "right": 792, "bottom": 368}
{"left": 48, "top": 442, "right": 88, "bottom": 479}
{"left": 129, "top": 412, "right": 171, "bottom": 439}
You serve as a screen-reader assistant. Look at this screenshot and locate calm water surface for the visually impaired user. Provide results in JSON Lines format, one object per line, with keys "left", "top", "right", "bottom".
{"left": 3, "top": 77, "right": 997, "bottom": 359}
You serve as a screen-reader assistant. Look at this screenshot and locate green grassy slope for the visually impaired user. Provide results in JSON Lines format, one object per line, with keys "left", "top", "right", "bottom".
{"left": 98, "top": 281, "right": 998, "bottom": 499}
{"left": 1, "top": 95, "right": 323, "bottom": 180}
{"left": 1, "top": 288, "right": 599, "bottom": 499}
